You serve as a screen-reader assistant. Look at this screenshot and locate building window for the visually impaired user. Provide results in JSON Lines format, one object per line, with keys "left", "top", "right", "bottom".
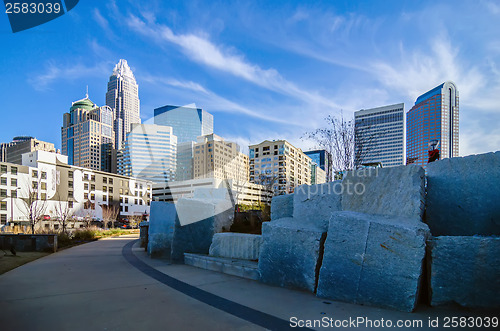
{"left": 68, "top": 171, "right": 73, "bottom": 178}
{"left": 91, "top": 175, "right": 95, "bottom": 182}
{"left": 68, "top": 191, "right": 73, "bottom": 198}
{"left": 91, "top": 184, "right": 95, "bottom": 191}
{"left": 103, "top": 195, "right": 107, "bottom": 201}
{"left": 124, "top": 206, "right": 128, "bottom": 212}
{"left": 84, "top": 174, "right": 89, "bottom": 180}
{"left": 0, "top": 189, "right": 6, "bottom": 197}
{"left": 0, "top": 214, "right": 6, "bottom": 224}
{"left": 32, "top": 182, "right": 38, "bottom": 189}
{"left": 68, "top": 201, "right": 73, "bottom": 208}
{"left": 140, "top": 200, "right": 143, "bottom": 205}
{"left": 109, "top": 178, "right": 113, "bottom": 184}
{"left": 41, "top": 182, "right": 47, "bottom": 190}
{"left": 32, "top": 170, "right": 38, "bottom": 178}
{"left": 0, "top": 177, "right": 6, "bottom": 186}
{"left": 103, "top": 177, "right": 107, "bottom": 184}
{"left": 0, "top": 201, "right": 7, "bottom": 210}
{"left": 84, "top": 193, "right": 88, "bottom": 199}
{"left": 125, "top": 198, "right": 129, "bottom": 204}
{"left": 91, "top": 194, "right": 95, "bottom": 200}
{"left": 109, "top": 187, "right": 113, "bottom": 193}
{"left": 0, "top": 165, "right": 7, "bottom": 173}
{"left": 54, "top": 224, "right": 59, "bottom": 230}
{"left": 68, "top": 181, "right": 73, "bottom": 188}
{"left": 103, "top": 186, "right": 107, "bottom": 191}
{"left": 11, "top": 167, "right": 17, "bottom": 175}
{"left": 41, "top": 172, "right": 47, "bottom": 179}
{"left": 134, "top": 199, "right": 138, "bottom": 205}
{"left": 41, "top": 193, "right": 46, "bottom": 200}
{"left": 11, "top": 190, "right": 17, "bottom": 198}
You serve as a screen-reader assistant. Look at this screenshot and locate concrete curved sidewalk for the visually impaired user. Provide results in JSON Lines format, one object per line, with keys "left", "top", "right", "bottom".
{"left": 0, "top": 236, "right": 494, "bottom": 330}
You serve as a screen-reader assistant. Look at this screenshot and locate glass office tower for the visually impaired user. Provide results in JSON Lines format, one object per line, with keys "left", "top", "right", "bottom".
{"left": 153, "top": 105, "right": 213, "bottom": 143}
{"left": 117, "top": 124, "right": 177, "bottom": 184}
{"left": 406, "top": 81, "right": 459, "bottom": 167}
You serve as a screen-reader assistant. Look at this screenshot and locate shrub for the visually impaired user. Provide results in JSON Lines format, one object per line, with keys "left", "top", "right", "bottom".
{"left": 73, "top": 227, "right": 101, "bottom": 241}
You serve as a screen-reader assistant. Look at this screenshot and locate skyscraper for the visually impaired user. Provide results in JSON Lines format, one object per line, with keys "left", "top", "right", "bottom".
{"left": 406, "top": 82, "right": 459, "bottom": 167}
{"left": 106, "top": 59, "right": 140, "bottom": 150}
{"left": 61, "top": 96, "right": 115, "bottom": 172}
{"left": 153, "top": 105, "right": 213, "bottom": 143}
{"left": 354, "top": 103, "right": 405, "bottom": 167}
{"left": 117, "top": 124, "right": 177, "bottom": 184}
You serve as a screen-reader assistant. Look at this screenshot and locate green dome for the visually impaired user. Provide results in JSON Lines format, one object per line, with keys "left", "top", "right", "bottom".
{"left": 70, "top": 97, "right": 95, "bottom": 111}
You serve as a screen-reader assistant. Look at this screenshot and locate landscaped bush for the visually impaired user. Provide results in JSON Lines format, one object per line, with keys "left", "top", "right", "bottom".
{"left": 72, "top": 227, "right": 100, "bottom": 241}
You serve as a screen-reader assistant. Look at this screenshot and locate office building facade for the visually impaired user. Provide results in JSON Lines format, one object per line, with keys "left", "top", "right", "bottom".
{"left": 249, "top": 140, "right": 311, "bottom": 195}
{"left": 304, "top": 150, "right": 332, "bottom": 182}
{"left": 193, "top": 134, "right": 249, "bottom": 183}
{"left": 61, "top": 96, "right": 115, "bottom": 172}
{"left": 153, "top": 105, "right": 213, "bottom": 143}
{"left": 406, "top": 82, "right": 459, "bottom": 167}
{"left": 354, "top": 103, "right": 405, "bottom": 167}
{"left": 1, "top": 136, "right": 55, "bottom": 165}
{"left": 117, "top": 124, "right": 177, "bottom": 184}
{"left": 106, "top": 59, "right": 141, "bottom": 150}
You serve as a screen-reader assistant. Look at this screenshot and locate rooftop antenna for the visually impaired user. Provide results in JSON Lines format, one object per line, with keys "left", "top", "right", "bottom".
{"left": 85, "top": 85, "right": 89, "bottom": 99}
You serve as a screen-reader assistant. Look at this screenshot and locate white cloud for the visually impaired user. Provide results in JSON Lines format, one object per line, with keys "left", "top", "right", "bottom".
{"left": 125, "top": 15, "right": 341, "bottom": 111}
{"left": 28, "top": 61, "right": 110, "bottom": 91}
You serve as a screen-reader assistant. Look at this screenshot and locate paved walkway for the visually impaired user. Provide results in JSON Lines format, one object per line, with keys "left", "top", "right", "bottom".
{"left": 0, "top": 236, "right": 495, "bottom": 330}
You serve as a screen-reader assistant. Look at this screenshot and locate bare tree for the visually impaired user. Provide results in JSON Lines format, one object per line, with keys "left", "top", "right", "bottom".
{"left": 76, "top": 201, "right": 96, "bottom": 228}
{"left": 17, "top": 177, "right": 48, "bottom": 234}
{"left": 304, "top": 112, "right": 384, "bottom": 174}
{"left": 54, "top": 196, "right": 75, "bottom": 234}
{"left": 101, "top": 204, "right": 119, "bottom": 229}
{"left": 258, "top": 173, "right": 280, "bottom": 196}
{"left": 127, "top": 214, "right": 142, "bottom": 228}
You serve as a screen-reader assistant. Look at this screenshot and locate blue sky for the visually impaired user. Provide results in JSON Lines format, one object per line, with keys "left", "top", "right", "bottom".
{"left": 1, "top": 0, "right": 499, "bottom": 156}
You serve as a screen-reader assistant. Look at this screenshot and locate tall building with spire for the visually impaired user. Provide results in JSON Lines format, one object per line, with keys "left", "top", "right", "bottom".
{"left": 61, "top": 95, "right": 115, "bottom": 172}
{"left": 406, "top": 81, "right": 459, "bottom": 167}
{"left": 106, "top": 59, "right": 140, "bottom": 150}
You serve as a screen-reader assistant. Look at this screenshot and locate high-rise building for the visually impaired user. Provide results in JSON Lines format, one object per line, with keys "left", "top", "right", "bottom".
{"left": 406, "top": 82, "right": 459, "bottom": 167}
{"left": 354, "top": 103, "right": 405, "bottom": 167}
{"left": 249, "top": 140, "right": 311, "bottom": 195}
{"left": 106, "top": 59, "right": 140, "bottom": 150}
{"left": 193, "top": 134, "right": 249, "bottom": 182}
{"left": 153, "top": 105, "right": 213, "bottom": 143}
{"left": 61, "top": 96, "right": 115, "bottom": 172}
{"left": 304, "top": 150, "right": 333, "bottom": 182}
{"left": 1, "top": 136, "right": 55, "bottom": 165}
{"left": 117, "top": 124, "right": 177, "bottom": 184}
{"left": 175, "top": 141, "right": 195, "bottom": 181}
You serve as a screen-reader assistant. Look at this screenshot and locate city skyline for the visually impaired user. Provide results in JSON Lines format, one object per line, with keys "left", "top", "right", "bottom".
{"left": 1, "top": 1, "right": 499, "bottom": 157}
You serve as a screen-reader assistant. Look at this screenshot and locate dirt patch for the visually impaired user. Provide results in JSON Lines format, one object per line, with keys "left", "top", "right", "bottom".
{"left": 0, "top": 251, "right": 50, "bottom": 275}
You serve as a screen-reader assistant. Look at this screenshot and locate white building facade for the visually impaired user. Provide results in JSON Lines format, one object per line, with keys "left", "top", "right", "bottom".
{"left": 0, "top": 151, "right": 152, "bottom": 231}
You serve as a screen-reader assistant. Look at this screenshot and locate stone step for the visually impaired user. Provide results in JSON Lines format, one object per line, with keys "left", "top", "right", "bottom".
{"left": 184, "top": 253, "right": 260, "bottom": 281}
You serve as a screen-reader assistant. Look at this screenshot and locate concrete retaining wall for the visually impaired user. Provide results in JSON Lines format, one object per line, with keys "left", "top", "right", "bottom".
{"left": 209, "top": 233, "right": 262, "bottom": 260}
{"left": 0, "top": 234, "right": 58, "bottom": 253}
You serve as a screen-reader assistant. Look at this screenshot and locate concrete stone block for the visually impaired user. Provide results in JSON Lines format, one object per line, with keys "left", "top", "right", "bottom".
{"left": 317, "top": 211, "right": 430, "bottom": 312}
{"left": 170, "top": 198, "right": 234, "bottom": 262}
{"left": 426, "top": 152, "right": 500, "bottom": 236}
{"left": 147, "top": 202, "right": 177, "bottom": 258}
{"left": 258, "top": 218, "right": 326, "bottom": 292}
{"left": 428, "top": 236, "right": 500, "bottom": 308}
{"left": 342, "top": 165, "right": 425, "bottom": 220}
{"left": 293, "top": 181, "right": 342, "bottom": 229}
{"left": 209, "top": 233, "right": 262, "bottom": 260}
{"left": 270, "top": 194, "right": 293, "bottom": 220}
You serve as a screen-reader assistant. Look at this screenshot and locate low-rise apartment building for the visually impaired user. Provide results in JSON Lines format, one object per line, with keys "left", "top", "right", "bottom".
{"left": 0, "top": 150, "right": 152, "bottom": 231}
